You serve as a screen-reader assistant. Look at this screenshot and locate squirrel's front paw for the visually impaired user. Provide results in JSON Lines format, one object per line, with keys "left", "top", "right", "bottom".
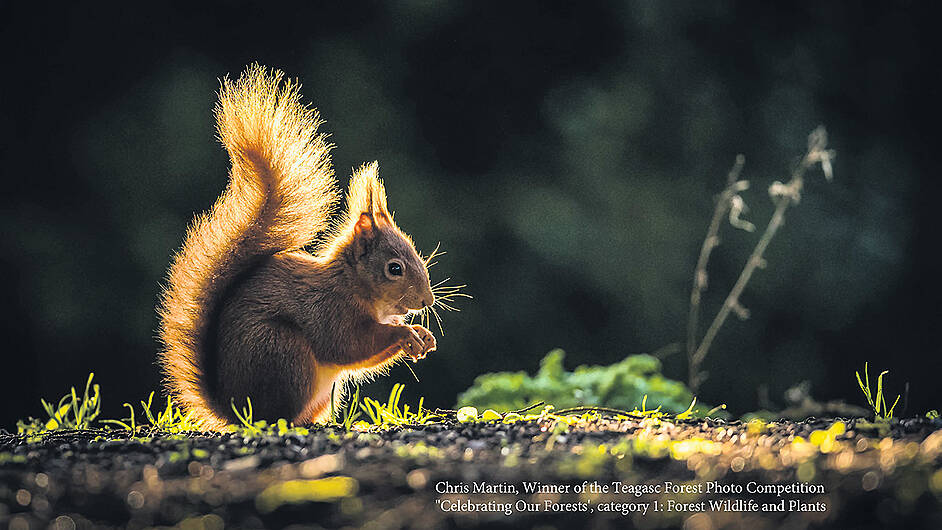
{"left": 401, "top": 325, "right": 436, "bottom": 361}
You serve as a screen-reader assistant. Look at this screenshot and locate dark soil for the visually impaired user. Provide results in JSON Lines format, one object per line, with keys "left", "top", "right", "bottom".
{"left": 2, "top": 415, "right": 941, "bottom": 529}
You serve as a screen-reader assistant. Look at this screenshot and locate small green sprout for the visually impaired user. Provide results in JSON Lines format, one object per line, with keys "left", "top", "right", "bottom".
{"left": 633, "top": 395, "right": 662, "bottom": 416}
{"left": 224, "top": 398, "right": 308, "bottom": 437}
{"left": 17, "top": 373, "right": 102, "bottom": 434}
{"left": 675, "top": 397, "right": 698, "bottom": 420}
{"left": 358, "top": 383, "right": 440, "bottom": 427}
{"left": 102, "top": 392, "right": 203, "bottom": 434}
{"left": 705, "top": 404, "right": 728, "bottom": 416}
{"left": 142, "top": 392, "right": 202, "bottom": 432}
{"left": 100, "top": 403, "right": 137, "bottom": 432}
{"left": 856, "top": 362, "right": 900, "bottom": 421}
{"left": 340, "top": 385, "right": 363, "bottom": 431}
{"left": 231, "top": 397, "right": 263, "bottom": 436}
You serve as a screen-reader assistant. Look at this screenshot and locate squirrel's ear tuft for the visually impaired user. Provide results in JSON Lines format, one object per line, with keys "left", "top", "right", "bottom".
{"left": 345, "top": 161, "right": 391, "bottom": 223}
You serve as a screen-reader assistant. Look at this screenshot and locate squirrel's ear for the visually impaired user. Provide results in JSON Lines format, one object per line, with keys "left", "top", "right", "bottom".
{"left": 352, "top": 213, "right": 375, "bottom": 259}
{"left": 354, "top": 213, "right": 374, "bottom": 239}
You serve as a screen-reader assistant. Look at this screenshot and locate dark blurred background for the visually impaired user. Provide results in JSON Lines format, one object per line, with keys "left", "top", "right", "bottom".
{"left": 2, "top": 1, "right": 940, "bottom": 429}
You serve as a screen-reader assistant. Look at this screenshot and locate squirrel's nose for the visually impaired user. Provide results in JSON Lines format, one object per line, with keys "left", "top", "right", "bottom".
{"left": 422, "top": 297, "right": 432, "bottom": 308}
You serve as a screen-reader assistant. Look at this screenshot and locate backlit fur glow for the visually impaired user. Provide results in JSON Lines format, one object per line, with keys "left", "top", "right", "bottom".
{"left": 157, "top": 65, "right": 435, "bottom": 430}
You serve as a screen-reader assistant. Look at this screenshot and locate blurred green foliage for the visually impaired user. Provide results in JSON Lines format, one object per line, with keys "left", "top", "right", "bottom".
{"left": 456, "top": 349, "right": 694, "bottom": 414}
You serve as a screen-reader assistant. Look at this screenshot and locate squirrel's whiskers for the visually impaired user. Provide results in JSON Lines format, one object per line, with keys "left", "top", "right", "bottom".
{"left": 431, "top": 278, "right": 471, "bottom": 313}
{"left": 413, "top": 246, "right": 472, "bottom": 337}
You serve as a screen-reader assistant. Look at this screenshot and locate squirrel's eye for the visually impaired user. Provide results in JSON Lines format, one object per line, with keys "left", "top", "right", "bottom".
{"left": 387, "top": 261, "right": 403, "bottom": 277}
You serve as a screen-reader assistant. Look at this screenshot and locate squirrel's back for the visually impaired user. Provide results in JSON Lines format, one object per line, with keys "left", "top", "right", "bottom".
{"left": 157, "top": 65, "right": 338, "bottom": 429}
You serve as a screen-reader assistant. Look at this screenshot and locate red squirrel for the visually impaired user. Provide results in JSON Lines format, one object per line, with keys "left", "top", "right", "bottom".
{"left": 157, "top": 65, "right": 438, "bottom": 429}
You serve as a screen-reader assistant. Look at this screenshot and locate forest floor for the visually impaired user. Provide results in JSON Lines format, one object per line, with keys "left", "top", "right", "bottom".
{"left": 1, "top": 415, "right": 941, "bottom": 529}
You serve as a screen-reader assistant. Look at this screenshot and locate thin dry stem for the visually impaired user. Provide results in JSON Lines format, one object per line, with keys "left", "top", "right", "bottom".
{"left": 687, "top": 127, "right": 834, "bottom": 392}
{"left": 686, "top": 154, "right": 747, "bottom": 390}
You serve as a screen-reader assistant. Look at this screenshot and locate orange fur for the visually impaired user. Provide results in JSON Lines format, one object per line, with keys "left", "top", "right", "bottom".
{"left": 157, "top": 65, "right": 435, "bottom": 429}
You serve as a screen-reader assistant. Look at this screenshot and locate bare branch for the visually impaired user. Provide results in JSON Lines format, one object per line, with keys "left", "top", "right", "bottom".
{"left": 686, "top": 154, "right": 746, "bottom": 388}
{"left": 687, "top": 127, "right": 834, "bottom": 392}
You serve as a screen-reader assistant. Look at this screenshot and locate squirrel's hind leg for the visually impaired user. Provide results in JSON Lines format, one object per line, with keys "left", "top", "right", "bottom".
{"left": 295, "top": 362, "right": 345, "bottom": 425}
{"left": 216, "top": 318, "right": 317, "bottom": 424}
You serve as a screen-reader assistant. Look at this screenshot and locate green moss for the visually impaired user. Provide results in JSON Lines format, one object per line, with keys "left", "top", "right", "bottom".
{"left": 456, "top": 349, "right": 697, "bottom": 414}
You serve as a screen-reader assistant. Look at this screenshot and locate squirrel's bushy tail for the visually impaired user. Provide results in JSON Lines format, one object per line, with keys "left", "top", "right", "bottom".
{"left": 157, "top": 64, "right": 338, "bottom": 429}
